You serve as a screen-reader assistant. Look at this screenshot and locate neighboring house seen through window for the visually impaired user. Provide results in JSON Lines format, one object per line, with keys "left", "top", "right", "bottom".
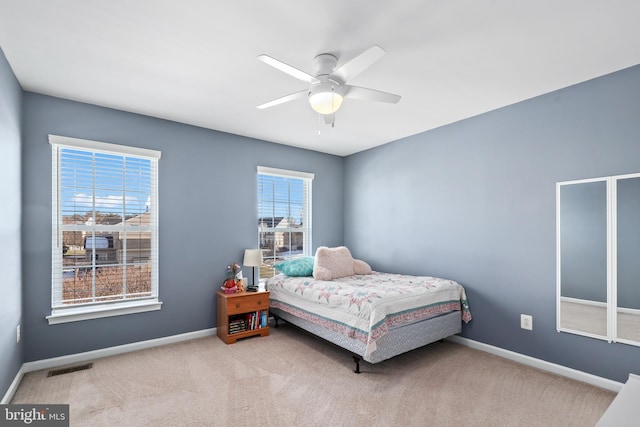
{"left": 257, "top": 166, "right": 313, "bottom": 279}
{"left": 49, "top": 135, "right": 161, "bottom": 324}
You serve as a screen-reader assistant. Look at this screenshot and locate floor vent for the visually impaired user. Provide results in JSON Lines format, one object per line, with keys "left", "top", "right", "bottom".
{"left": 47, "top": 363, "right": 93, "bottom": 377}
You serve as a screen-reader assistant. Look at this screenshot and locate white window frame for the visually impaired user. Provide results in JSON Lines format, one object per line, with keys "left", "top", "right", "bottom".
{"left": 257, "top": 166, "right": 313, "bottom": 278}
{"left": 48, "top": 135, "right": 162, "bottom": 324}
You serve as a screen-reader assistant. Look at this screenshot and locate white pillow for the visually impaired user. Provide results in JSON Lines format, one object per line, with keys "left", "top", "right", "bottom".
{"left": 353, "top": 259, "right": 373, "bottom": 275}
{"left": 313, "top": 246, "right": 372, "bottom": 280}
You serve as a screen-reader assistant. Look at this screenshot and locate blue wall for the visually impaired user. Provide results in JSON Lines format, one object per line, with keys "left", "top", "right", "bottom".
{"left": 344, "top": 65, "right": 640, "bottom": 382}
{"left": 8, "top": 53, "right": 640, "bottom": 394}
{"left": 21, "top": 93, "right": 344, "bottom": 362}
{"left": 0, "top": 47, "right": 22, "bottom": 399}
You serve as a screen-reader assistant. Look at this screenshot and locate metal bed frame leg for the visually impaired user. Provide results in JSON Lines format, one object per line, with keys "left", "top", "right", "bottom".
{"left": 353, "top": 355, "right": 361, "bottom": 374}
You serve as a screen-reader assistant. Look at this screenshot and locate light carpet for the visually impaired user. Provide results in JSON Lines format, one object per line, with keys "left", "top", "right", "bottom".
{"left": 12, "top": 324, "right": 615, "bottom": 426}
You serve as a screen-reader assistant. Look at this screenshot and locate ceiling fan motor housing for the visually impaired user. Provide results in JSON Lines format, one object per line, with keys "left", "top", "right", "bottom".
{"left": 313, "top": 53, "right": 339, "bottom": 78}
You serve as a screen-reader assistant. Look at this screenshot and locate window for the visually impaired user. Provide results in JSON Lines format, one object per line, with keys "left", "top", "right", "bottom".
{"left": 257, "top": 166, "right": 313, "bottom": 278}
{"left": 49, "top": 135, "right": 161, "bottom": 324}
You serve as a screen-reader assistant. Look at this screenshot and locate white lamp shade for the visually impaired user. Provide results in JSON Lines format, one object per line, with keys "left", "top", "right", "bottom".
{"left": 243, "top": 249, "right": 262, "bottom": 267}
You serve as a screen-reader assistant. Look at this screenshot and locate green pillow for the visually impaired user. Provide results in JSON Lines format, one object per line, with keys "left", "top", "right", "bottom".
{"left": 274, "top": 257, "right": 314, "bottom": 277}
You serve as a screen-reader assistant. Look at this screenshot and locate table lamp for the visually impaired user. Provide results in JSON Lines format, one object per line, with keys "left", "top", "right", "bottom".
{"left": 243, "top": 249, "right": 262, "bottom": 287}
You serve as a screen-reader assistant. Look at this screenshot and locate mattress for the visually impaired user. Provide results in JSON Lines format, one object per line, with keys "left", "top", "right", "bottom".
{"left": 266, "top": 272, "right": 472, "bottom": 361}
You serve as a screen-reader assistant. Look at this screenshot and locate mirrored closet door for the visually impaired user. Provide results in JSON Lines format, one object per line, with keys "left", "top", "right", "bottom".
{"left": 557, "top": 173, "right": 640, "bottom": 347}
{"left": 615, "top": 176, "right": 640, "bottom": 344}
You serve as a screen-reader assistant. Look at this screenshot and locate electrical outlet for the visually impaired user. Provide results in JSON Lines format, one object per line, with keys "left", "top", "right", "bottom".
{"left": 16, "top": 324, "right": 20, "bottom": 343}
{"left": 521, "top": 314, "right": 533, "bottom": 331}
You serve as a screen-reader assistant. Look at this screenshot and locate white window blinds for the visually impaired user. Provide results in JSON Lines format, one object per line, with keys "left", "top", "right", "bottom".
{"left": 50, "top": 135, "right": 161, "bottom": 321}
{"left": 257, "top": 166, "right": 313, "bottom": 278}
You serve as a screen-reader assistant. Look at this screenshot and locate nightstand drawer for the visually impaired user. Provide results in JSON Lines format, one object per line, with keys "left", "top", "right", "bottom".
{"left": 226, "top": 293, "right": 268, "bottom": 315}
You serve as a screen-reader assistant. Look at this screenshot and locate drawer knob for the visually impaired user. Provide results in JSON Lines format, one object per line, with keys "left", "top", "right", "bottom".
{"left": 235, "top": 303, "right": 240, "bottom": 308}
{"left": 258, "top": 300, "right": 262, "bottom": 305}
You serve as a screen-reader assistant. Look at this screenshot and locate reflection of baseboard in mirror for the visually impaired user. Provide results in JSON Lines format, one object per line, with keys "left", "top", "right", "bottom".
{"left": 560, "top": 299, "right": 607, "bottom": 337}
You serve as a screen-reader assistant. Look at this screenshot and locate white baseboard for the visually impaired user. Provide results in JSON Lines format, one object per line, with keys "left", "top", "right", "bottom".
{"left": 1, "top": 327, "right": 217, "bottom": 404}
{"left": 22, "top": 328, "right": 217, "bottom": 373}
{"left": 1, "top": 365, "right": 25, "bottom": 405}
{"left": 447, "top": 335, "right": 623, "bottom": 392}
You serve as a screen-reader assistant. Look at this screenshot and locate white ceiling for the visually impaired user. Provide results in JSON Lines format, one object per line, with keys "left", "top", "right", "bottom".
{"left": 1, "top": 1, "right": 639, "bottom": 156}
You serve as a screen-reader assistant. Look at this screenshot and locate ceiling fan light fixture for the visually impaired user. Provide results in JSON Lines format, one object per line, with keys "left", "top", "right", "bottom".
{"left": 257, "top": 46, "right": 400, "bottom": 117}
{"left": 308, "top": 85, "right": 343, "bottom": 114}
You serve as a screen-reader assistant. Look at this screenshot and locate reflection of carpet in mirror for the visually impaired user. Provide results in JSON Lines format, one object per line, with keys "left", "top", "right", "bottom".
{"left": 561, "top": 301, "right": 607, "bottom": 337}
{"left": 561, "top": 301, "right": 640, "bottom": 343}
{"left": 617, "top": 311, "right": 640, "bottom": 343}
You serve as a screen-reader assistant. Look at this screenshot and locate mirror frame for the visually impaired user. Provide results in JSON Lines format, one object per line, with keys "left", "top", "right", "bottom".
{"left": 556, "top": 172, "right": 640, "bottom": 347}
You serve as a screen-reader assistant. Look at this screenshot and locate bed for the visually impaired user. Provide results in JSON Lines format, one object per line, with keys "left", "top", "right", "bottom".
{"left": 266, "top": 267, "right": 472, "bottom": 373}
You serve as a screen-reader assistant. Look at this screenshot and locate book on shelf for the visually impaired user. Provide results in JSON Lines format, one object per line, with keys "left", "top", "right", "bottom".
{"left": 261, "top": 310, "right": 267, "bottom": 328}
{"left": 228, "top": 309, "right": 268, "bottom": 334}
{"left": 228, "top": 315, "right": 249, "bottom": 334}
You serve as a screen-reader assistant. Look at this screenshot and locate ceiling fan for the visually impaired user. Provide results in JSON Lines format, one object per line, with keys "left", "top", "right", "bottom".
{"left": 256, "top": 45, "right": 401, "bottom": 125}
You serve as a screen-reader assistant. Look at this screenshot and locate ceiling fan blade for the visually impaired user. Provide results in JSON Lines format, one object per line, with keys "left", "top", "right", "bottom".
{"left": 257, "top": 54, "right": 320, "bottom": 84}
{"left": 257, "top": 89, "right": 308, "bottom": 109}
{"left": 333, "top": 45, "right": 386, "bottom": 83}
{"left": 343, "top": 85, "right": 401, "bottom": 104}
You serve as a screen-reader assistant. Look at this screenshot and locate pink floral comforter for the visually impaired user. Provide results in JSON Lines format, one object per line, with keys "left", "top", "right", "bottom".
{"left": 266, "top": 272, "right": 471, "bottom": 359}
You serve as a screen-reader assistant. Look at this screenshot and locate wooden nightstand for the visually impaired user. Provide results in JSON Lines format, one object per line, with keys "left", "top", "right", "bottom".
{"left": 216, "top": 290, "right": 270, "bottom": 344}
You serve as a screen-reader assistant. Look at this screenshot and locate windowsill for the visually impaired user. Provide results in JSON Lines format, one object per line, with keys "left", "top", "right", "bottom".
{"left": 46, "top": 300, "right": 162, "bottom": 325}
